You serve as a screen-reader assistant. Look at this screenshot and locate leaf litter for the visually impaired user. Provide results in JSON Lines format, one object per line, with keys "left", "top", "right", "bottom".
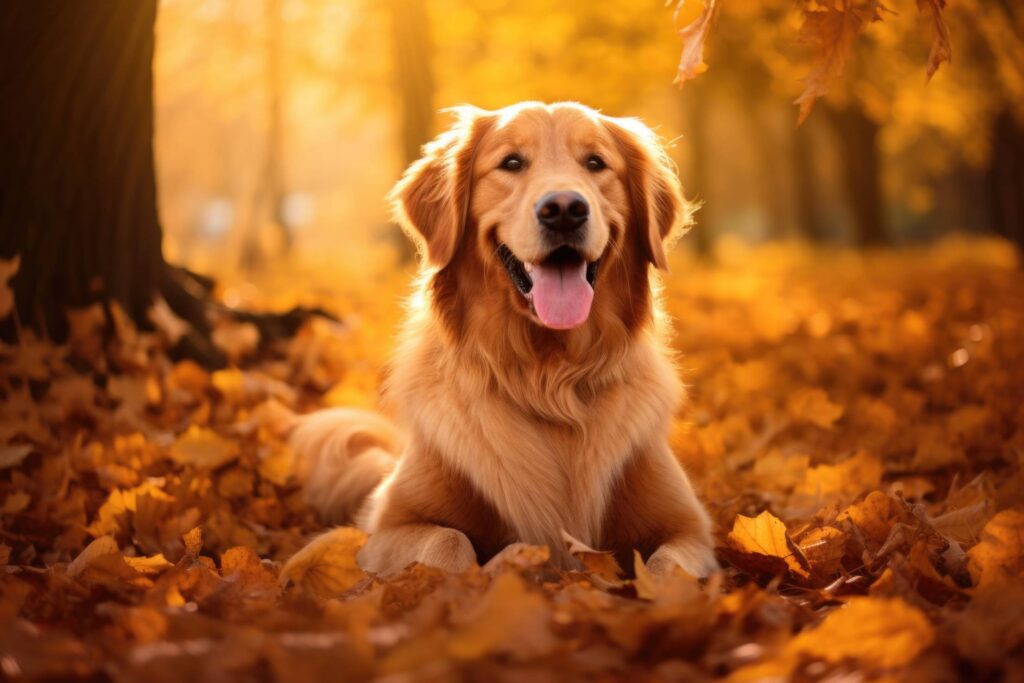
{"left": 0, "top": 237, "right": 1022, "bottom": 681}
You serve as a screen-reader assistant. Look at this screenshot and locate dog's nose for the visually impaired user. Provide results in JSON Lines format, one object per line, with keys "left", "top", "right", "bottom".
{"left": 535, "top": 191, "right": 589, "bottom": 232}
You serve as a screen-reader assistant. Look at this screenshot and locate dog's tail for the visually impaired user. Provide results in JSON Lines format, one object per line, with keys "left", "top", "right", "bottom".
{"left": 289, "top": 407, "right": 400, "bottom": 526}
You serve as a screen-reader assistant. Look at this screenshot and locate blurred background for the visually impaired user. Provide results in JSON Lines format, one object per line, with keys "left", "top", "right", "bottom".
{"left": 153, "top": 0, "right": 1024, "bottom": 284}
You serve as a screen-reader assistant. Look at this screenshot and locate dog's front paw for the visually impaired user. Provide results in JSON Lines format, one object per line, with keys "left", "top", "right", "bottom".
{"left": 646, "top": 539, "right": 719, "bottom": 578}
{"left": 357, "top": 525, "right": 477, "bottom": 576}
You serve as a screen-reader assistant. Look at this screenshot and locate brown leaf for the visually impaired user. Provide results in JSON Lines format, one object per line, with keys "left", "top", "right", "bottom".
{"left": 0, "top": 254, "right": 19, "bottom": 320}
{"left": 917, "top": 0, "right": 951, "bottom": 80}
{"left": 794, "top": 1, "right": 884, "bottom": 124}
{"left": 563, "top": 531, "right": 623, "bottom": 583}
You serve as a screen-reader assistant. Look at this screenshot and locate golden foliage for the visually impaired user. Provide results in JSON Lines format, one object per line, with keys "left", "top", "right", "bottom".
{"left": 0, "top": 239, "right": 1022, "bottom": 680}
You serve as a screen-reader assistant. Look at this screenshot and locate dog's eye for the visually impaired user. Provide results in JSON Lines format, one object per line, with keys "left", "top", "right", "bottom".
{"left": 585, "top": 154, "right": 607, "bottom": 172}
{"left": 499, "top": 154, "right": 525, "bottom": 172}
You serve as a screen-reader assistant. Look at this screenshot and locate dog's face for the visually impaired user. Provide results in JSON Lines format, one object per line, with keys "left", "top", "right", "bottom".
{"left": 391, "top": 102, "right": 690, "bottom": 333}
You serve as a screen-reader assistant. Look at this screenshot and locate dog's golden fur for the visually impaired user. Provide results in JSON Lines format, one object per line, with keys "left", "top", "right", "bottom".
{"left": 288, "top": 102, "right": 717, "bottom": 577}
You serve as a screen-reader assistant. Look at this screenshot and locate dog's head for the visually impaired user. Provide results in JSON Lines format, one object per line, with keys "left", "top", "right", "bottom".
{"left": 391, "top": 102, "right": 691, "bottom": 333}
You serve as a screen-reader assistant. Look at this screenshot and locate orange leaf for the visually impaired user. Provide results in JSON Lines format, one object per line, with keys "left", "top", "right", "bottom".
{"left": 968, "top": 508, "right": 1024, "bottom": 588}
{"left": 727, "top": 511, "right": 810, "bottom": 578}
{"left": 672, "top": 0, "right": 719, "bottom": 87}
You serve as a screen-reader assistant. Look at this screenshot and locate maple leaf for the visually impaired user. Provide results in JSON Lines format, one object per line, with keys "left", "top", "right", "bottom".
{"left": 672, "top": 0, "right": 719, "bottom": 87}
{"left": 794, "top": 0, "right": 885, "bottom": 124}
{"left": 725, "top": 510, "right": 811, "bottom": 578}
{"left": 967, "top": 508, "right": 1024, "bottom": 588}
{"left": 279, "top": 526, "right": 367, "bottom": 598}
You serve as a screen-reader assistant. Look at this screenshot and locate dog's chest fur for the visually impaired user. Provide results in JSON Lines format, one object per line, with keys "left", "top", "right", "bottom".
{"left": 387, "top": 329, "right": 680, "bottom": 564}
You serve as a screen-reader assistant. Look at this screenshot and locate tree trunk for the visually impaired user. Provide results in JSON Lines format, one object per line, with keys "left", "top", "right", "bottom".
{"left": 988, "top": 109, "right": 1024, "bottom": 250}
{"left": 792, "top": 116, "right": 826, "bottom": 241}
{"left": 0, "top": 1, "right": 326, "bottom": 366}
{"left": 0, "top": 0, "right": 165, "bottom": 338}
{"left": 824, "top": 105, "right": 886, "bottom": 246}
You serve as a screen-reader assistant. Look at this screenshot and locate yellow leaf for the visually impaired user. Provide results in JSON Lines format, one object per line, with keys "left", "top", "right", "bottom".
{"left": 968, "top": 508, "right": 1024, "bottom": 588}
{"left": 788, "top": 597, "right": 934, "bottom": 669}
{"left": 787, "top": 388, "right": 844, "bottom": 428}
{"left": 796, "top": 450, "right": 884, "bottom": 502}
{"left": 124, "top": 553, "right": 173, "bottom": 574}
{"left": 633, "top": 549, "right": 658, "bottom": 599}
{"left": 169, "top": 426, "right": 238, "bottom": 469}
{"left": 280, "top": 526, "right": 367, "bottom": 598}
{"left": 727, "top": 511, "right": 810, "bottom": 578}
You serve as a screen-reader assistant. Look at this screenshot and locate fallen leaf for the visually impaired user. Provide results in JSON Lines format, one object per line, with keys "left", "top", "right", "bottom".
{"left": 447, "top": 572, "right": 555, "bottom": 660}
{"left": 0, "top": 443, "right": 32, "bottom": 470}
{"left": 726, "top": 510, "right": 810, "bottom": 578}
{"left": 967, "top": 508, "right": 1024, "bottom": 588}
{"left": 169, "top": 426, "right": 239, "bottom": 469}
{"left": 280, "top": 526, "right": 367, "bottom": 598}
{"left": 788, "top": 597, "right": 934, "bottom": 668}
{"left": 787, "top": 388, "right": 844, "bottom": 428}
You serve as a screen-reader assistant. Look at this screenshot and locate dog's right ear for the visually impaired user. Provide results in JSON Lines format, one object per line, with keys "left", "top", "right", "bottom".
{"left": 389, "top": 107, "right": 493, "bottom": 269}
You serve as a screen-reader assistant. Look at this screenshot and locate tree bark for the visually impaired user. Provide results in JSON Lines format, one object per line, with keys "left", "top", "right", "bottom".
{"left": 824, "top": 105, "right": 887, "bottom": 246}
{"left": 0, "top": 0, "right": 164, "bottom": 338}
{"left": 0, "top": 1, "right": 327, "bottom": 365}
{"left": 988, "top": 109, "right": 1024, "bottom": 250}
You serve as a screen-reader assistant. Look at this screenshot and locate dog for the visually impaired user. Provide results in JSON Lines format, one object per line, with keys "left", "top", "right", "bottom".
{"left": 287, "top": 102, "right": 717, "bottom": 579}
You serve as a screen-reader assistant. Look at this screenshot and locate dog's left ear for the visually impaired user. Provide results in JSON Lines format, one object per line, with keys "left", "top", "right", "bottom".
{"left": 389, "top": 106, "right": 493, "bottom": 269}
{"left": 606, "top": 117, "right": 694, "bottom": 271}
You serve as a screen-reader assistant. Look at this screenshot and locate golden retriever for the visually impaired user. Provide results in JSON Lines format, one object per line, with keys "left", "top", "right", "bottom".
{"left": 287, "top": 102, "right": 717, "bottom": 578}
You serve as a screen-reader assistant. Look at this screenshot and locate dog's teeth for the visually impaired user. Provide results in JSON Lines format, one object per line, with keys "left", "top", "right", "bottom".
{"left": 524, "top": 262, "right": 534, "bottom": 273}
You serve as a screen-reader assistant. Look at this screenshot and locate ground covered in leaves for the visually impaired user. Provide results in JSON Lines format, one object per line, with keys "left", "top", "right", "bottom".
{"left": 1, "top": 238, "right": 1022, "bottom": 682}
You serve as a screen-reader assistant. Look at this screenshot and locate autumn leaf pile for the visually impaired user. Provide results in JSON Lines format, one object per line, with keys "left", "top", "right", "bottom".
{"left": 1, "top": 237, "right": 1022, "bottom": 682}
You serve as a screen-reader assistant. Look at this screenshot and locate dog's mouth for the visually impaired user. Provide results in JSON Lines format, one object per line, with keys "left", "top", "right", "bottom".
{"left": 497, "top": 243, "right": 602, "bottom": 330}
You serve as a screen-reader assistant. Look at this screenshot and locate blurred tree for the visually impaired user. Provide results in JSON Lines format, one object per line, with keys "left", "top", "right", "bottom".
{"left": 0, "top": 1, "right": 169, "bottom": 339}
{"left": 389, "top": 0, "right": 436, "bottom": 260}
{"left": 242, "top": 0, "right": 290, "bottom": 270}
{"left": 0, "top": 0, "right": 324, "bottom": 363}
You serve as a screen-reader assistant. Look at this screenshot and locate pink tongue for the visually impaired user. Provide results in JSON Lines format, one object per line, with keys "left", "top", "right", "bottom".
{"left": 530, "top": 259, "right": 593, "bottom": 329}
